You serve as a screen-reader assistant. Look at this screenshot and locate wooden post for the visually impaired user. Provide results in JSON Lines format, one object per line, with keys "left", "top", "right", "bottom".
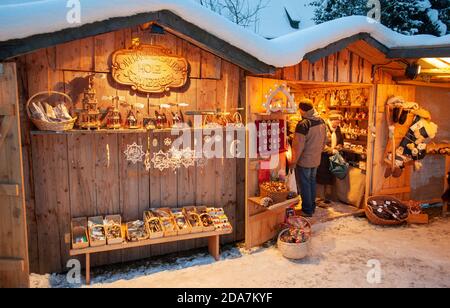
{"left": 208, "top": 235, "right": 220, "bottom": 261}
{"left": 444, "top": 156, "right": 450, "bottom": 217}
{"left": 85, "top": 253, "right": 90, "bottom": 285}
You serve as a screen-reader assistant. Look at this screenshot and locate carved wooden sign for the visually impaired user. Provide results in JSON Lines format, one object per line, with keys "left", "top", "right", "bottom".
{"left": 112, "top": 44, "right": 188, "bottom": 93}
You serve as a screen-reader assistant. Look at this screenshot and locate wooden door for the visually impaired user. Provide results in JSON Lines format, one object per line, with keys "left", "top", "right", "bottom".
{"left": 370, "top": 84, "right": 416, "bottom": 200}
{"left": 0, "top": 62, "right": 29, "bottom": 288}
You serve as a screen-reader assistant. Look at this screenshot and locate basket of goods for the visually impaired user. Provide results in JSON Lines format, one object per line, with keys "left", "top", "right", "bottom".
{"left": 196, "top": 206, "right": 216, "bottom": 232}
{"left": 71, "top": 217, "right": 89, "bottom": 250}
{"left": 366, "top": 196, "right": 409, "bottom": 226}
{"left": 260, "top": 181, "right": 290, "bottom": 204}
{"left": 104, "top": 215, "right": 123, "bottom": 245}
{"left": 88, "top": 216, "right": 106, "bottom": 247}
{"left": 27, "top": 91, "right": 76, "bottom": 131}
{"left": 207, "top": 208, "right": 233, "bottom": 232}
{"left": 183, "top": 207, "right": 204, "bottom": 233}
{"left": 171, "top": 208, "right": 192, "bottom": 235}
{"left": 144, "top": 211, "right": 164, "bottom": 239}
{"left": 155, "top": 208, "right": 178, "bottom": 237}
{"left": 126, "top": 220, "right": 149, "bottom": 242}
{"left": 277, "top": 216, "right": 312, "bottom": 260}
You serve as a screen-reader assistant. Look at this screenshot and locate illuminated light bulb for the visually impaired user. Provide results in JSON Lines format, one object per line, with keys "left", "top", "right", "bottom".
{"left": 160, "top": 103, "right": 171, "bottom": 109}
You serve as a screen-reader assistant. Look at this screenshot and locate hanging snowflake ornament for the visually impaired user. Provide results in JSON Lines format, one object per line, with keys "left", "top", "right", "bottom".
{"left": 164, "top": 138, "right": 172, "bottom": 146}
{"left": 124, "top": 142, "right": 145, "bottom": 164}
{"left": 151, "top": 150, "right": 171, "bottom": 171}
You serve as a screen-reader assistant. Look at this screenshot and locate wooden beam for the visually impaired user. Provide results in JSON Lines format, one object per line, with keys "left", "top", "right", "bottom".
{"left": 395, "top": 79, "right": 450, "bottom": 89}
{"left": 0, "top": 184, "right": 19, "bottom": 197}
{"left": 0, "top": 258, "right": 25, "bottom": 272}
{"left": 304, "top": 33, "right": 390, "bottom": 64}
{"left": 0, "top": 11, "right": 274, "bottom": 74}
{"left": 388, "top": 46, "right": 450, "bottom": 59}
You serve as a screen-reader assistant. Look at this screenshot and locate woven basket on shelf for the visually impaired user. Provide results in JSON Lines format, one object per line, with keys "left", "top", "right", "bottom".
{"left": 260, "top": 183, "right": 290, "bottom": 204}
{"left": 27, "top": 91, "right": 76, "bottom": 131}
{"left": 365, "top": 195, "right": 409, "bottom": 226}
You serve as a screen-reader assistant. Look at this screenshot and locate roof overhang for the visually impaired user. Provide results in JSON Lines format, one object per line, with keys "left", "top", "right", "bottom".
{"left": 0, "top": 10, "right": 275, "bottom": 75}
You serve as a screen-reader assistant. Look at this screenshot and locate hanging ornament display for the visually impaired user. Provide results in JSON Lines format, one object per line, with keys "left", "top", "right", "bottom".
{"left": 151, "top": 147, "right": 203, "bottom": 171}
{"left": 124, "top": 142, "right": 146, "bottom": 164}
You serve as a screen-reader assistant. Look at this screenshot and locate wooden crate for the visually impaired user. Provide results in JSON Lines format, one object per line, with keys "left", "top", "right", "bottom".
{"left": 104, "top": 215, "right": 124, "bottom": 245}
{"left": 88, "top": 216, "right": 106, "bottom": 247}
{"left": 71, "top": 217, "right": 89, "bottom": 250}
{"left": 197, "top": 206, "right": 216, "bottom": 232}
{"left": 183, "top": 207, "right": 204, "bottom": 233}
{"left": 172, "top": 208, "right": 192, "bottom": 235}
{"left": 155, "top": 208, "right": 178, "bottom": 237}
{"left": 407, "top": 213, "right": 429, "bottom": 225}
{"left": 125, "top": 220, "right": 149, "bottom": 242}
{"left": 144, "top": 211, "right": 164, "bottom": 239}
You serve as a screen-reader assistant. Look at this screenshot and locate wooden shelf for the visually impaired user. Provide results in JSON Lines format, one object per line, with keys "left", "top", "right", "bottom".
{"left": 31, "top": 127, "right": 246, "bottom": 136}
{"left": 248, "top": 196, "right": 300, "bottom": 213}
{"left": 70, "top": 229, "right": 232, "bottom": 256}
{"left": 70, "top": 228, "right": 232, "bottom": 285}
{"left": 330, "top": 106, "right": 369, "bottom": 110}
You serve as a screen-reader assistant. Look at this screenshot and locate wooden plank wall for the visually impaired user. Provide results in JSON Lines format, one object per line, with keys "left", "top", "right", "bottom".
{"left": 16, "top": 26, "right": 244, "bottom": 274}
{"left": 0, "top": 63, "right": 29, "bottom": 288}
{"left": 275, "top": 48, "right": 394, "bottom": 85}
{"left": 372, "top": 84, "right": 416, "bottom": 200}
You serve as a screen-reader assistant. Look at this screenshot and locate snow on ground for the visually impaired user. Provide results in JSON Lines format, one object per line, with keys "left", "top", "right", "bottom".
{"left": 0, "top": 0, "right": 449, "bottom": 67}
{"left": 31, "top": 217, "right": 450, "bottom": 288}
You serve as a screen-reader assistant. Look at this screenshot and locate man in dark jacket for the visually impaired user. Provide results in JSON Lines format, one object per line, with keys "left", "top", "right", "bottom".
{"left": 289, "top": 99, "right": 327, "bottom": 217}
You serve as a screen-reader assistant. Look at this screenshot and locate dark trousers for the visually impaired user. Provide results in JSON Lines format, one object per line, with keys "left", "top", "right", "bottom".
{"left": 295, "top": 166, "right": 318, "bottom": 215}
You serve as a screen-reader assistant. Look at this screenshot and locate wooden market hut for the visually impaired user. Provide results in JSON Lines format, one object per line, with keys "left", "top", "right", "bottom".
{"left": 0, "top": 2, "right": 449, "bottom": 288}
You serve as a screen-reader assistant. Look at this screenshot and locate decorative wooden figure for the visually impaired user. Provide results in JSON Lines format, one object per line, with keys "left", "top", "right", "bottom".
{"left": 79, "top": 75, "right": 101, "bottom": 130}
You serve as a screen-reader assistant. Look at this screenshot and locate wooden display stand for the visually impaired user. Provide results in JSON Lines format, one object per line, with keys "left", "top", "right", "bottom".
{"left": 70, "top": 229, "right": 232, "bottom": 285}
{"left": 246, "top": 197, "right": 300, "bottom": 249}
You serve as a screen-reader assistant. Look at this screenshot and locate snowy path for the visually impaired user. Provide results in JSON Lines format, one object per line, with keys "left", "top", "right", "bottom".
{"left": 31, "top": 217, "right": 450, "bottom": 288}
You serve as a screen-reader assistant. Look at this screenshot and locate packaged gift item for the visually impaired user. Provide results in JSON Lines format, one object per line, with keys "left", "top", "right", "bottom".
{"left": 71, "top": 217, "right": 89, "bottom": 250}
{"left": 104, "top": 215, "right": 123, "bottom": 245}
{"left": 88, "top": 216, "right": 106, "bottom": 247}
{"left": 171, "top": 208, "right": 192, "bottom": 235}
{"left": 196, "top": 206, "right": 215, "bottom": 232}
{"left": 183, "top": 207, "right": 203, "bottom": 233}
{"left": 144, "top": 210, "right": 164, "bottom": 239}
{"left": 207, "top": 208, "right": 232, "bottom": 232}
{"left": 126, "top": 220, "right": 149, "bottom": 242}
{"left": 155, "top": 208, "right": 178, "bottom": 236}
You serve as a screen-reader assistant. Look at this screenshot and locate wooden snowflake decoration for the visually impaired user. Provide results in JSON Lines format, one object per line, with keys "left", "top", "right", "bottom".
{"left": 164, "top": 138, "right": 172, "bottom": 146}
{"left": 124, "top": 142, "right": 145, "bottom": 164}
{"left": 151, "top": 150, "right": 171, "bottom": 171}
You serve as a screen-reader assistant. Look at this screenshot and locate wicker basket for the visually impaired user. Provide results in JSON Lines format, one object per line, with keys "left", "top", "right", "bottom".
{"left": 27, "top": 91, "right": 76, "bottom": 131}
{"left": 277, "top": 227, "right": 311, "bottom": 260}
{"left": 260, "top": 183, "right": 290, "bottom": 204}
{"left": 365, "top": 195, "right": 409, "bottom": 226}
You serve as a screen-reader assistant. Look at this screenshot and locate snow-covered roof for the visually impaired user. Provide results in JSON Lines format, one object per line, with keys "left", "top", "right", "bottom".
{"left": 246, "top": 0, "right": 316, "bottom": 38}
{"left": 0, "top": 0, "right": 449, "bottom": 68}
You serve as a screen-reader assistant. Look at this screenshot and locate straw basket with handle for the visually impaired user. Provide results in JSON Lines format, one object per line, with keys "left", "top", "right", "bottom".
{"left": 27, "top": 91, "right": 76, "bottom": 131}
{"left": 277, "top": 217, "right": 312, "bottom": 260}
{"left": 365, "top": 195, "right": 409, "bottom": 226}
{"left": 260, "top": 182, "right": 290, "bottom": 204}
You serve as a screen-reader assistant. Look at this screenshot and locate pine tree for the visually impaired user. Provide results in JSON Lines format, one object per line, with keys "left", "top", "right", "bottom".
{"left": 310, "top": 0, "right": 449, "bottom": 36}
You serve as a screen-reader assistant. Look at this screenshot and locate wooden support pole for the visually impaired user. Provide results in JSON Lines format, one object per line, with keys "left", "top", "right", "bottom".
{"left": 85, "top": 253, "right": 90, "bottom": 285}
{"left": 208, "top": 235, "right": 220, "bottom": 261}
